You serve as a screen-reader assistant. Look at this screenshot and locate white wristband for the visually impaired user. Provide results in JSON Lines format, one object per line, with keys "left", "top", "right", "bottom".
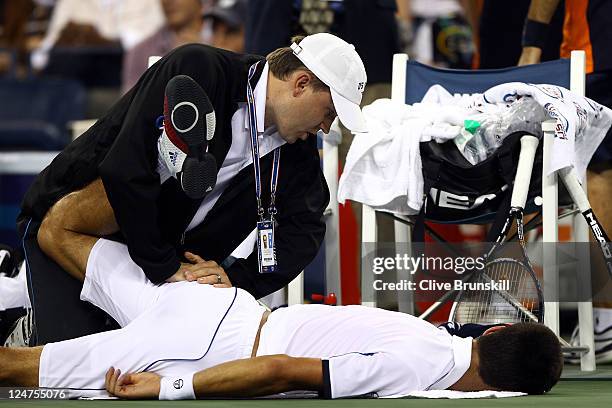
{"left": 159, "top": 373, "right": 196, "bottom": 400}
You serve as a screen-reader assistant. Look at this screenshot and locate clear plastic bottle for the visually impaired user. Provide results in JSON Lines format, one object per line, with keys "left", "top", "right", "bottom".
{"left": 461, "top": 116, "right": 501, "bottom": 164}
{"left": 460, "top": 96, "right": 547, "bottom": 165}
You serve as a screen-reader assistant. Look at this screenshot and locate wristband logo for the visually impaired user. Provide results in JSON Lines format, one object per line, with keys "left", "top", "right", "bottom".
{"left": 174, "top": 379, "right": 184, "bottom": 390}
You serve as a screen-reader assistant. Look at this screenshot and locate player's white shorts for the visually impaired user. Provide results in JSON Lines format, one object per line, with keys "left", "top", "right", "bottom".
{"left": 38, "top": 239, "right": 266, "bottom": 397}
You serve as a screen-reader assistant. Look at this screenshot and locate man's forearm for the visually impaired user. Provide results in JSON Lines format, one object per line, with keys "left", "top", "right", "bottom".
{"left": 518, "top": 0, "right": 561, "bottom": 65}
{"left": 527, "top": 0, "right": 561, "bottom": 24}
{"left": 37, "top": 178, "right": 118, "bottom": 281}
{"left": 193, "top": 355, "right": 323, "bottom": 398}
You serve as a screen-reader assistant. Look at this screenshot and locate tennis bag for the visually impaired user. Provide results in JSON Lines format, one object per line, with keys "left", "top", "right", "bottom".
{"left": 419, "top": 131, "right": 549, "bottom": 225}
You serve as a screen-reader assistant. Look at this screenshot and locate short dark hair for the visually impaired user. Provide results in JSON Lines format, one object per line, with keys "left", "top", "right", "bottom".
{"left": 266, "top": 35, "right": 329, "bottom": 92}
{"left": 477, "top": 323, "right": 563, "bottom": 394}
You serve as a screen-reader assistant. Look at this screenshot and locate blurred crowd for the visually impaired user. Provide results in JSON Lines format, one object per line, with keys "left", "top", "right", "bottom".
{"left": 1, "top": 0, "right": 609, "bottom": 244}
{"left": 0, "top": 0, "right": 567, "bottom": 146}
{"left": 0, "top": 0, "right": 247, "bottom": 121}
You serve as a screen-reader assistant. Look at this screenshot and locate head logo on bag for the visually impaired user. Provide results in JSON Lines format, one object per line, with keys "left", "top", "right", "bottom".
{"left": 429, "top": 185, "right": 508, "bottom": 211}
{"left": 420, "top": 132, "right": 546, "bottom": 224}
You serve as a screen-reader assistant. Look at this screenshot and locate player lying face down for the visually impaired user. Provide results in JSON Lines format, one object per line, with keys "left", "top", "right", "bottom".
{"left": 101, "top": 323, "right": 562, "bottom": 399}
{"left": 0, "top": 314, "right": 563, "bottom": 399}
{"left": 0, "top": 232, "right": 561, "bottom": 399}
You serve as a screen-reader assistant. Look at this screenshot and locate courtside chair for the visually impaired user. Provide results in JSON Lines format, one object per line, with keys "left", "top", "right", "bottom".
{"left": 359, "top": 51, "right": 595, "bottom": 371}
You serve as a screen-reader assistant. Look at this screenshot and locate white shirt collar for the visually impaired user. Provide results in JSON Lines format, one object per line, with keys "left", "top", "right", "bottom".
{"left": 244, "top": 61, "right": 270, "bottom": 134}
{"left": 428, "top": 336, "right": 473, "bottom": 390}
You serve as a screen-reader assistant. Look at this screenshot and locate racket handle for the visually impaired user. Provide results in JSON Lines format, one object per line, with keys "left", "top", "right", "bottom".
{"left": 559, "top": 167, "right": 590, "bottom": 212}
{"left": 511, "top": 135, "right": 540, "bottom": 209}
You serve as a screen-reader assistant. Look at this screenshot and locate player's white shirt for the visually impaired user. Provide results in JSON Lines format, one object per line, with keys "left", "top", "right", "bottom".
{"left": 39, "top": 239, "right": 471, "bottom": 399}
{"left": 257, "top": 304, "right": 472, "bottom": 398}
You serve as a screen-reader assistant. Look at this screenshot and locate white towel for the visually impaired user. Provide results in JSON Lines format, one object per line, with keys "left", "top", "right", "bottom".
{"left": 339, "top": 83, "right": 612, "bottom": 215}
{"left": 79, "top": 390, "right": 524, "bottom": 400}
{"left": 480, "top": 82, "right": 612, "bottom": 179}
{"left": 384, "top": 390, "right": 526, "bottom": 399}
{"left": 425, "top": 82, "right": 612, "bottom": 179}
{"left": 338, "top": 98, "right": 459, "bottom": 215}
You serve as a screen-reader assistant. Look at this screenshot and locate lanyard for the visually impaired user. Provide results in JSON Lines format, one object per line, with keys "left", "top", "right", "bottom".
{"left": 247, "top": 62, "right": 281, "bottom": 221}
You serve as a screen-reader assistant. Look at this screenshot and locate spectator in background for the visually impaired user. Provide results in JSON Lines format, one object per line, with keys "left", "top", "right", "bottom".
{"left": 31, "top": 0, "right": 165, "bottom": 72}
{"left": 409, "top": 0, "right": 473, "bottom": 69}
{"left": 0, "top": 0, "right": 53, "bottom": 77}
{"left": 467, "top": 0, "right": 562, "bottom": 69}
{"left": 518, "top": 0, "right": 612, "bottom": 364}
{"left": 246, "top": 0, "right": 400, "bottom": 96}
{"left": 203, "top": 0, "right": 246, "bottom": 53}
{"left": 121, "top": 0, "right": 213, "bottom": 93}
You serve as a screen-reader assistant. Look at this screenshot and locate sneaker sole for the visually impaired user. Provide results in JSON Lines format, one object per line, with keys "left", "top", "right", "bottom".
{"left": 163, "top": 75, "right": 215, "bottom": 160}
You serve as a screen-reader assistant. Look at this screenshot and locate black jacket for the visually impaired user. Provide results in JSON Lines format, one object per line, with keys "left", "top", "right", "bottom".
{"left": 18, "top": 44, "right": 329, "bottom": 299}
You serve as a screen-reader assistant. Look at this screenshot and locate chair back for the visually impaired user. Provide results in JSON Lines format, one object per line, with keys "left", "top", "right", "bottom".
{"left": 403, "top": 58, "right": 571, "bottom": 104}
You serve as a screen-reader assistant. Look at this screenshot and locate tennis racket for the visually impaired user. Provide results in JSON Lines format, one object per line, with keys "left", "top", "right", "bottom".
{"left": 560, "top": 167, "right": 612, "bottom": 279}
{"left": 450, "top": 135, "right": 544, "bottom": 324}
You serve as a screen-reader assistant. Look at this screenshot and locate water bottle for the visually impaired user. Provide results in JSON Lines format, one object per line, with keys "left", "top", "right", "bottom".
{"left": 497, "top": 95, "right": 547, "bottom": 137}
{"left": 459, "top": 96, "right": 547, "bottom": 165}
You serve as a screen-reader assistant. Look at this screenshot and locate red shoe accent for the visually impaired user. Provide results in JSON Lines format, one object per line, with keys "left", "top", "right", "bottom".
{"left": 163, "top": 95, "right": 189, "bottom": 154}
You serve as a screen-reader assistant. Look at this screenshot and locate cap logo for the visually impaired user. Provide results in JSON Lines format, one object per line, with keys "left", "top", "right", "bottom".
{"left": 357, "top": 82, "right": 365, "bottom": 92}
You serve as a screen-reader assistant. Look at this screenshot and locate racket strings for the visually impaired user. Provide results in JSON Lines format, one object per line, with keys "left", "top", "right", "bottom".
{"left": 454, "top": 259, "right": 541, "bottom": 324}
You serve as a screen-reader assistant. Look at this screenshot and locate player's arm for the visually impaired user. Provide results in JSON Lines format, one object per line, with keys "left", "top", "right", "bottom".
{"left": 105, "top": 355, "right": 323, "bottom": 400}
{"left": 518, "top": 0, "right": 561, "bottom": 65}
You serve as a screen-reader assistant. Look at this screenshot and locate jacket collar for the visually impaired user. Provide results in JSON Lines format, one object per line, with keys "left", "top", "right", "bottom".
{"left": 231, "top": 53, "right": 266, "bottom": 105}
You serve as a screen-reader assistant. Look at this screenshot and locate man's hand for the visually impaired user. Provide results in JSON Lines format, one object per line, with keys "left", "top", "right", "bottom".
{"left": 105, "top": 367, "right": 160, "bottom": 399}
{"left": 165, "top": 252, "right": 232, "bottom": 287}
{"left": 518, "top": 46, "right": 543, "bottom": 66}
{"left": 165, "top": 262, "right": 194, "bottom": 283}
{"left": 183, "top": 252, "right": 232, "bottom": 287}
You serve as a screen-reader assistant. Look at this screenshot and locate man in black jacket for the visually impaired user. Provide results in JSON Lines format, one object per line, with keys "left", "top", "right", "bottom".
{"left": 18, "top": 33, "right": 368, "bottom": 344}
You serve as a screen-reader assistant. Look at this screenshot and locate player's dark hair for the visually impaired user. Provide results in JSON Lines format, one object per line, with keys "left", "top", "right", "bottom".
{"left": 266, "top": 35, "right": 329, "bottom": 92}
{"left": 477, "top": 322, "right": 563, "bottom": 394}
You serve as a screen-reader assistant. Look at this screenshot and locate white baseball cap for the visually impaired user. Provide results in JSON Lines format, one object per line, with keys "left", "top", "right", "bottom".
{"left": 290, "top": 33, "right": 368, "bottom": 133}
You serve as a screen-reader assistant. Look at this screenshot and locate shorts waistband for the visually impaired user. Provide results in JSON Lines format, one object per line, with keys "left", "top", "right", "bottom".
{"left": 237, "top": 297, "right": 267, "bottom": 359}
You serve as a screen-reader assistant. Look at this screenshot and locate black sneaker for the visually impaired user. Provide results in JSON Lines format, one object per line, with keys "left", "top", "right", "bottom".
{"left": 159, "top": 75, "right": 217, "bottom": 199}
